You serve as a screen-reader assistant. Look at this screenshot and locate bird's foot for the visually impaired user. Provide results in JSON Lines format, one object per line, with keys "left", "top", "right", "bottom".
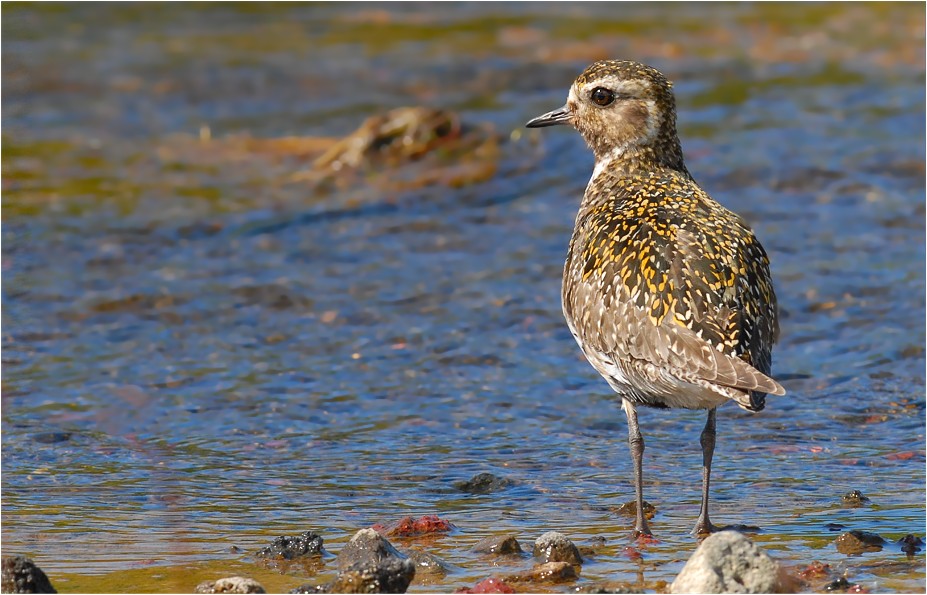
{"left": 691, "top": 520, "right": 719, "bottom": 537}
{"left": 631, "top": 522, "right": 656, "bottom": 542}
{"left": 634, "top": 533, "right": 660, "bottom": 546}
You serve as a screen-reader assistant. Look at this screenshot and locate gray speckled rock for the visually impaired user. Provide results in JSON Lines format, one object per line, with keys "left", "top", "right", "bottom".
{"left": 194, "top": 577, "right": 266, "bottom": 594}
{"left": 337, "top": 529, "right": 406, "bottom": 570}
{"left": 533, "top": 532, "right": 582, "bottom": 566}
{"left": 291, "top": 558, "right": 416, "bottom": 594}
{"left": 670, "top": 531, "right": 788, "bottom": 594}
{"left": 1, "top": 556, "right": 56, "bottom": 594}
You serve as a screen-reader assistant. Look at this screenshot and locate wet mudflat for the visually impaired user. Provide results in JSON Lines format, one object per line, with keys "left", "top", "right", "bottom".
{"left": 2, "top": 3, "right": 924, "bottom": 593}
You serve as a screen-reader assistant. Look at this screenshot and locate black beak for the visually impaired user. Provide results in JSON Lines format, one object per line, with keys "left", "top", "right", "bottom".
{"left": 525, "top": 104, "right": 572, "bottom": 128}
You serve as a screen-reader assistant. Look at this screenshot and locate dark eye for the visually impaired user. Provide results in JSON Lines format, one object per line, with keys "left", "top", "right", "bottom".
{"left": 590, "top": 87, "right": 616, "bottom": 107}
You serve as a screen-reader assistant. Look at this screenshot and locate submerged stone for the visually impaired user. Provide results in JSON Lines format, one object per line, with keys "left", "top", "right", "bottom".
{"left": 454, "top": 473, "right": 513, "bottom": 495}
{"left": 841, "top": 490, "right": 871, "bottom": 506}
{"left": 257, "top": 531, "right": 324, "bottom": 560}
{"left": 834, "top": 530, "right": 885, "bottom": 555}
{"left": 615, "top": 500, "right": 656, "bottom": 520}
{"left": 472, "top": 535, "right": 523, "bottom": 556}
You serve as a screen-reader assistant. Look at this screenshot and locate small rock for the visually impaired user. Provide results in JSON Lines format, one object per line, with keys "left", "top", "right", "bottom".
{"left": 257, "top": 531, "right": 324, "bottom": 560}
{"left": 32, "top": 432, "right": 72, "bottom": 444}
{"left": 572, "top": 582, "right": 635, "bottom": 594}
{"left": 897, "top": 534, "right": 924, "bottom": 555}
{"left": 825, "top": 523, "right": 848, "bottom": 532}
{"left": 373, "top": 515, "right": 454, "bottom": 537}
{"left": 402, "top": 549, "right": 448, "bottom": 578}
{"left": 505, "top": 561, "right": 577, "bottom": 584}
{"left": 615, "top": 500, "right": 656, "bottom": 520}
{"left": 455, "top": 578, "right": 515, "bottom": 594}
{"left": 337, "top": 529, "right": 406, "bottom": 570}
{"left": 454, "top": 473, "right": 513, "bottom": 494}
{"left": 834, "top": 531, "right": 885, "bottom": 555}
{"left": 472, "top": 535, "right": 523, "bottom": 556}
{"left": 841, "top": 490, "right": 871, "bottom": 506}
{"left": 823, "top": 577, "right": 867, "bottom": 592}
{"left": 670, "top": 530, "right": 788, "bottom": 594}
{"left": 194, "top": 577, "right": 266, "bottom": 594}
{"left": 578, "top": 536, "right": 607, "bottom": 558}
{"left": 1, "top": 556, "right": 56, "bottom": 594}
{"left": 796, "top": 561, "right": 832, "bottom": 580}
{"left": 292, "top": 558, "right": 416, "bottom": 594}
{"left": 533, "top": 532, "right": 582, "bottom": 565}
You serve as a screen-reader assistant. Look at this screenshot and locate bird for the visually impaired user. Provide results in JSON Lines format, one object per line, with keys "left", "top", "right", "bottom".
{"left": 526, "top": 60, "right": 785, "bottom": 538}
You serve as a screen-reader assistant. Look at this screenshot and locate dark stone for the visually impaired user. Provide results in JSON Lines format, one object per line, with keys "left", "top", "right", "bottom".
{"left": 337, "top": 529, "right": 406, "bottom": 570}
{"left": 824, "top": 577, "right": 852, "bottom": 591}
{"left": 194, "top": 577, "right": 266, "bottom": 593}
{"left": 572, "top": 583, "right": 635, "bottom": 594}
{"left": 472, "top": 535, "right": 523, "bottom": 556}
{"left": 615, "top": 500, "right": 656, "bottom": 519}
{"left": 402, "top": 549, "right": 448, "bottom": 578}
{"left": 834, "top": 530, "right": 885, "bottom": 555}
{"left": 578, "top": 535, "right": 607, "bottom": 558}
{"left": 455, "top": 578, "right": 514, "bottom": 594}
{"left": 291, "top": 558, "right": 415, "bottom": 594}
{"left": 533, "top": 532, "right": 582, "bottom": 566}
{"left": 898, "top": 534, "right": 924, "bottom": 555}
{"left": 504, "top": 561, "right": 577, "bottom": 584}
{"left": 454, "top": 473, "right": 513, "bottom": 495}
{"left": 825, "top": 523, "right": 848, "bottom": 532}
{"left": 1, "top": 556, "right": 56, "bottom": 594}
{"left": 257, "top": 531, "right": 324, "bottom": 560}
{"left": 841, "top": 490, "right": 870, "bottom": 506}
{"left": 32, "top": 433, "right": 72, "bottom": 444}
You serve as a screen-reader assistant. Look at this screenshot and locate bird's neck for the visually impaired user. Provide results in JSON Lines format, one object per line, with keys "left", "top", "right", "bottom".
{"left": 592, "top": 138, "right": 690, "bottom": 180}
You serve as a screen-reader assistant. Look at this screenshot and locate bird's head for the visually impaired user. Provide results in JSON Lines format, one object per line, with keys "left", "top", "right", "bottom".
{"left": 527, "top": 60, "right": 685, "bottom": 172}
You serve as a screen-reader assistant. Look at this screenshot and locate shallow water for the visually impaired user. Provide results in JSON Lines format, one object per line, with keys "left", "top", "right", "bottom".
{"left": 2, "top": 3, "right": 925, "bottom": 593}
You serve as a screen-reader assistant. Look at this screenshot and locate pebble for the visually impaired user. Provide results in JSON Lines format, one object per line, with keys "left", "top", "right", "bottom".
{"left": 504, "top": 561, "right": 577, "bottom": 584}
{"left": 257, "top": 531, "right": 324, "bottom": 560}
{"left": 897, "top": 534, "right": 923, "bottom": 555}
{"left": 533, "top": 532, "right": 582, "bottom": 565}
{"left": 194, "top": 577, "right": 266, "bottom": 594}
{"left": 841, "top": 490, "right": 871, "bottom": 506}
{"left": 615, "top": 500, "right": 656, "bottom": 520}
{"left": 472, "top": 535, "right": 523, "bottom": 556}
{"left": 454, "top": 473, "right": 513, "bottom": 495}
{"left": 834, "top": 531, "right": 885, "bottom": 555}
{"left": 402, "top": 548, "right": 448, "bottom": 578}
{"left": 292, "top": 558, "right": 416, "bottom": 594}
{"left": 455, "top": 577, "right": 515, "bottom": 594}
{"left": 336, "top": 528, "right": 406, "bottom": 570}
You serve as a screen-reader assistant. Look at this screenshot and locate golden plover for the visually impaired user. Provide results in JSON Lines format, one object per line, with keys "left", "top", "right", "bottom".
{"left": 526, "top": 60, "right": 785, "bottom": 537}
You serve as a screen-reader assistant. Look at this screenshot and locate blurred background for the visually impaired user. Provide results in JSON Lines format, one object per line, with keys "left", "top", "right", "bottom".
{"left": 2, "top": 2, "right": 924, "bottom": 593}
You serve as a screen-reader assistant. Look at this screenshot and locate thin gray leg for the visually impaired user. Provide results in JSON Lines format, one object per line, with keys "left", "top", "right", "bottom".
{"left": 692, "top": 408, "right": 718, "bottom": 535}
{"left": 623, "top": 400, "right": 652, "bottom": 537}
